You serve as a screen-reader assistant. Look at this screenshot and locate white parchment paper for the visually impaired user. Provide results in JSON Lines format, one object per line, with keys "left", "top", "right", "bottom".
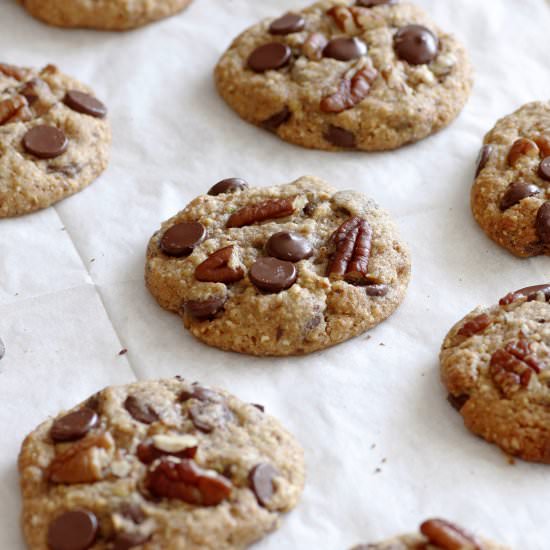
{"left": 1, "top": 0, "right": 549, "bottom": 547}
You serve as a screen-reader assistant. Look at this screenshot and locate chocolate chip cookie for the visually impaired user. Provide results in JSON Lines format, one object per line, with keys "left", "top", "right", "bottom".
{"left": 440, "top": 284, "right": 550, "bottom": 463}
{"left": 145, "top": 176, "right": 411, "bottom": 356}
{"left": 351, "top": 518, "right": 509, "bottom": 550}
{"left": 471, "top": 101, "right": 550, "bottom": 257}
{"left": 0, "top": 63, "right": 110, "bottom": 217}
{"left": 214, "top": 0, "right": 472, "bottom": 151}
{"left": 19, "top": 0, "right": 192, "bottom": 31}
{"left": 19, "top": 377, "right": 305, "bottom": 549}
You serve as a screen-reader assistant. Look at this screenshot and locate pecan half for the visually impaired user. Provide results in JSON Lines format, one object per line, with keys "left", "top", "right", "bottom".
{"left": 321, "top": 66, "right": 378, "bottom": 113}
{"left": 194, "top": 246, "right": 244, "bottom": 283}
{"left": 456, "top": 313, "right": 492, "bottom": 338}
{"left": 327, "top": 217, "right": 373, "bottom": 284}
{"left": 420, "top": 519, "right": 481, "bottom": 550}
{"left": 226, "top": 197, "right": 296, "bottom": 228}
{"left": 0, "top": 95, "right": 29, "bottom": 125}
{"left": 48, "top": 433, "right": 114, "bottom": 484}
{"left": 146, "top": 458, "right": 232, "bottom": 506}
{"left": 303, "top": 32, "right": 329, "bottom": 61}
{"left": 0, "top": 63, "right": 26, "bottom": 80}
{"left": 507, "top": 138, "right": 539, "bottom": 167}
{"left": 327, "top": 6, "right": 360, "bottom": 33}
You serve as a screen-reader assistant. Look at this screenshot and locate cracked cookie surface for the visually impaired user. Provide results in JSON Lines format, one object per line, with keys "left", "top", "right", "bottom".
{"left": 440, "top": 284, "right": 550, "bottom": 463}
{"left": 19, "top": 377, "right": 305, "bottom": 549}
{"left": 145, "top": 176, "right": 411, "bottom": 356}
{"left": 214, "top": 0, "right": 472, "bottom": 152}
{"left": 19, "top": 0, "right": 192, "bottom": 30}
{"left": 0, "top": 62, "right": 110, "bottom": 217}
{"left": 471, "top": 101, "right": 550, "bottom": 257}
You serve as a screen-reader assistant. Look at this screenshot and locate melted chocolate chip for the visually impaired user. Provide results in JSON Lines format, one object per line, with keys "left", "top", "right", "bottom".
{"left": 50, "top": 407, "right": 98, "bottom": 442}
{"left": 64, "top": 90, "right": 107, "bottom": 118}
{"left": 536, "top": 202, "right": 550, "bottom": 244}
{"left": 323, "top": 37, "right": 367, "bottom": 61}
{"left": 324, "top": 125, "right": 356, "bottom": 148}
{"left": 249, "top": 463, "right": 279, "bottom": 507}
{"left": 160, "top": 222, "right": 206, "bottom": 257}
{"left": 269, "top": 13, "right": 305, "bottom": 35}
{"left": 23, "top": 125, "right": 68, "bottom": 159}
{"left": 475, "top": 144, "right": 493, "bottom": 177}
{"left": 124, "top": 395, "right": 159, "bottom": 424}
{"left": 208, "top": 178, "right": 249, "bottom": 196}
{"left": 184, "top": 296, "right": 227, "bottom": 319}
{"left": 249, "top": 257, "right": 297, "bottom": 292}
{"left": 248, "top": 42, "right": 292, "bottom": 72}
{"left": 266, "top": 231, "right": 313, "bottom": 262}
{"left": 499, "top": 182, "right": 540, "bottom": 211}
{"left": 262, "top": 107, "right": 291, "bottom": 131}
{"left": 394, "top": 24, "right": 438, "bottom": 65}
{"left": 47, "top": 509, "right": 98, "bottom": 550}
{"left": 539, "top": 157, "right": 550, "bottom": 181}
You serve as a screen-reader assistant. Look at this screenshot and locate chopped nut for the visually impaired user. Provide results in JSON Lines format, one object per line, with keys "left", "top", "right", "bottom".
{"left": 194, "top": 246, "right": 245, "bottom": 283}
{"left": 152, "top": 434, "right": 198, "bottom": 453}
{"left": 303, "top": 32, "right": 328, "bottom": 61}
{"left": 0, "top": 95, "right": 28, "bottom": 125}
{"left": 456, "top": 313, "right": 492, "bottom": 338}
{"left": 420, "top": 519, "right": 481, "bottom": 550}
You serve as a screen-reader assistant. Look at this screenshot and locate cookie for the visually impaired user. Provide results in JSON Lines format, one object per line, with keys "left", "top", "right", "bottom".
{"left": 471, "top": 101, "right": 550, "bottom": 257}
{"left": 351, "top": 518, "right": 509, "bottom": 550}
{"left": 145, "top": 176, "right": 411, "bottom": 356}
{"left": 18, "top": 377, "right": 305, "bottom": 549}
{"left": 214, "top": 0, "right": 472, "bottom": 152}
{"left": 19, "top": 0, "right": 192, "bottom": 31}
{"left": 440, "top": 284, "right": 550, "bottom": 463}
{"left": 0, "top": 63, "right": 110, "bottom": 217}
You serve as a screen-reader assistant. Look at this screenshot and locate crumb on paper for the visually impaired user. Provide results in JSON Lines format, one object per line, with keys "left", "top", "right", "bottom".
{"left": 118, "top": 348, "right": 128, "bottom": 356}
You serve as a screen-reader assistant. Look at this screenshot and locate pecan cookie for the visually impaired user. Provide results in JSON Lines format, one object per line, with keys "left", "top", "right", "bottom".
{"left": 351, "top": 518, "right": 509, "bottom": 550}
{"left": 440, "top": 284, "right": 550, "bottom": 463}
{"left": 19, "top": 0, "right": 192, "bottom": 30}
{"left": 0, "top": 62, "right": 110, "bottom": 217}
{"left": 471, "top": 101, "right": 550, "bottom": 257}
{"left": 214, "top": 0, "right": 472, "bottom": 151}
{"left": 19, "top": 377, "right": 305, "bottom": 549}
{"left": 145, "top": 176, "right": 411, "bottom": 356}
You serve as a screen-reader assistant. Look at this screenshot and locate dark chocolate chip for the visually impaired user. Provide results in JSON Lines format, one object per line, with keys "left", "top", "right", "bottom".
{"left": 252, "top": 403, "right": 265, "bottom": 412}
{"left": 324, "top": 125, "right": 356, "bottom": 148}
{"left": 249, "top": 257, "right": 297, "bottom": 292}
{"left": 323, "top": 37, "right": 367, "bottom": 61}
{"left": 50, "top": 407, "right": 98, "bottom": 442}
{"left": 64, "top": 90, "right": 107, "bottom": 118}
{"left": 184, "top": 296, "right": 227, "bottom": 319}
{"left": 249, "top": 463, "right": 279, "bottom": 507}
{"left": 475, "top": 144, "right": 493, "bottom": 177}
{"left": 536, "top": 202, "right": 550, "bottom": 244}
{"left": 499, "top": 182, "right": 540, "bottom": 211}
{"left": 113, "top": 532, "right": 151, "bottom": 550}
{"left": 124, "top": 395, "right": 159, "bottom": 424}
{"left": 394, "top": 24, "right": 438, "bottom": 65}
{"left": 208, "top": 178, "right": 249, "bottom": 196}
{"left": 262, "top": 107, "right": 291, "bottom": 131}
{"left": 266, "top": 231, "right": 313, "bottom": 262}
{"left": 356, "top": 0, "right": 396, "bottom": 5}
{"left": 539, "top": 157, "right": 550, "bottom": 181}
{"left": 47, "top": 509, "right": 98, "bottom": 550}
{"left": 23, "top": 125, "right": 68, "bottom": 159}
{"left": 248, "top": 42, "right": 292, "bottom": 72}
{"left": 447, "top": 393, "right": 470, "bottom": 411}
{"left": 365, "top": 284, "right": 389, "bottom": 297}
{"left": 269, "top": 13, "right": 305, "bottom": 35}
{"left": 160, "top": 222, "right": 206, "bottom": 257}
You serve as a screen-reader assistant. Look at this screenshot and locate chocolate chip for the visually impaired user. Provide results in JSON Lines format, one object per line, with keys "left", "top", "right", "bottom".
{"left": 394, "top": 25, "right": 438, "bottom": 65}
{"left": 536, "top": 202, "right": 550, "bottom": 244}
{"left": 160, "top": 222, "right": 206, "bottom": 257}
{"left": 124, "top": 395, "right": 159, "bottom": 424}
{"left": 252, "top": 403, "right": 265, "bottom": 412}
{"left": 249, "top": 257, "right": 297, "bottom": 292}
{"left": 47, "top": 509, "right": 98, "bottom": 550}
{"left": 0, "top": 337, "right": 4, "bottom": 361}
{"left": 324, "top": 125, "right": 356, "bottom": 148}
{"left": 356, "top": 0, "right": 396, "bottom": 5}
{"left": 475, "top": 144, "right": 493, "bottom": 177}
{"left": 499, "top": 182, "right": 540, "bottom": 211}
{"left": 323, "top": 37, "right": 367, "bottom": 61}
{"left": 50, "top": 407, "right": 98, "bottom": 442}
{"left": 249, "top": 463, "right": 278, "bottom": 507}
{"left": 23, "top": 125, "right": 68, "bottom": 159}
{"left": 248, "top": 42, "right": 292, "bottom": 72}
{"left": 262, "top": 107, "right": 291, "bottom": 131}
{"left": 113, "top": 532, "right": 151, "bottom": 550}
{"left": 64, "top": 90, "right": 107, "bottom": 118}
{"left": 184, "top": 296, "right": 227, "bottom": 319}
{"left": 447, "top": 393, "right": 469, "bottom": 411}
{"left": 365, "top": 284, "right": 389, "bottom": 297}
{"left": 539, "top": 157, "right": 550, "bottom": 181}
{"left": 266, "top": 232, "right": 313, "bottom": 263}
{"left": 269, "top": 13, "right": 305, "bottom": 35}
{"left": 208, "top": 178, "right": 249, "bottom": 196}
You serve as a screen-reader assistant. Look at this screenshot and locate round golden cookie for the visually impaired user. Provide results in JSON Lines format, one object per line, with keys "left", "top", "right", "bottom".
{"left": 0, "top": 62, "right": 110, "bottom": 217}
{"left": 19, "top": 0, "right": 193, "bottom": 31}
{"left": 471, "top": 101, "right": 550, "bottom": 257}
{"left": 440, "top": 284, "right": 550, "bottom": 463}
{"left": 19, "top": 377, "right": 305, "bottom": 550}
{"left": 215, "top": 0, "right": 473, "bottom": 152}
{"left": 145, "top": 176, "right": 411, "bottom": 356}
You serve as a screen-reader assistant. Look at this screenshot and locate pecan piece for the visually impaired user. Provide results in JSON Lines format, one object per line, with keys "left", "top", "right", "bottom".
{"left": 499, "top": 284, "right": 550, "bottom": 305}
{"left": 146, "top": 458, "right": 232, "bottom": 506}
{"left": 321, "top": 66, "right": 378, "bottom": 113}
{"left": 327, "top": 6, "right": 359, "bottom": 33}
{"left": 0, "top": 62, "right": 26, "bottom": 80}
{"left": 137, "top": 434, "right": 198, "bottom": 464}
{"left": 456, "top": 313, "right": 491, "bottom": 338}
{"left": 226, "top": 197, "right": 296, "bottom": 228}
{"left": 0, "top": 95, "right": 28, "bottom": 125}
{"left": 507, "top": 137, "right": 539, "bottom": 167}
{"left": 420, "top": 519, "right": 481, "bottom": 550}
{"left": 535, "top": 135, "right": 550, "bottom": 158}
{"left": 303, "top": 32, "right": 328, "bottom": 61}
{"left": 194, "top": 246, "right": 244, "bottom": 283}
{"left": 327, "top": 217, "right": 373, "bottom": 284}
{"left": 48, "top": 433, "right": 114, "bottom": 484}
